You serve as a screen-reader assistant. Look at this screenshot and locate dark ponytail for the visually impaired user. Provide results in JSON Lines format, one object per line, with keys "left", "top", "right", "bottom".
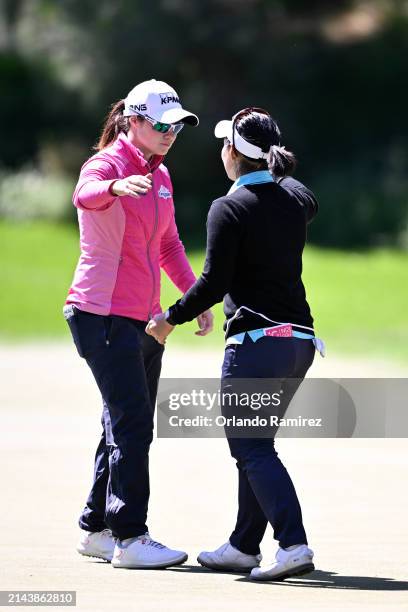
{"left": 268, "top": 145, "right": 297, "bottom": 177}
{"left": 234, "top": 109, "right": 297, "bottom": 178}
{"left": 94, "top": 99, "right": 129, "bottom": 151}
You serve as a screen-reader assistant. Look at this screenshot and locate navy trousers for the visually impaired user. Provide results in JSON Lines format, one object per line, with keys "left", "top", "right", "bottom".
{"left": 221, "top": 334, "right": 315, "bottom": 555}
{"left": 65, "top": 306, "right": 164, "bottom": 540}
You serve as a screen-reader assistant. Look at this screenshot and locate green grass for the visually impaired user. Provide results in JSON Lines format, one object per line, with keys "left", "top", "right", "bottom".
{"left": 302, "top": 248, "right": 408, "bottom": 362}
{"left": 1, "top": 220, "right": 407, "bottom": 362}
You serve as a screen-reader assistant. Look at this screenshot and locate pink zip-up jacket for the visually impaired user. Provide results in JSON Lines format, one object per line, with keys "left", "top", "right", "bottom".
{"left": 65, "top": 132, "right": 196, "bottom": 320}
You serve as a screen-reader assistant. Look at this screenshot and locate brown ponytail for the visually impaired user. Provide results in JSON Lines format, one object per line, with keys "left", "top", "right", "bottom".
{"left": 94, "top": 99, "right": 129, "bottom": 151}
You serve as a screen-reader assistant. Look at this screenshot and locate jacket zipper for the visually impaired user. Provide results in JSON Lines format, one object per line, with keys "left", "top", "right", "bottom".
{"left": 146, "top": 170, "right": 158, "bottom": 319}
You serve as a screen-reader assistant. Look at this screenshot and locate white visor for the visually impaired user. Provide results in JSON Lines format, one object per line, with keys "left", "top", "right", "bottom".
{"left": 214, "top": 120, "right": 268, "bottom": 160}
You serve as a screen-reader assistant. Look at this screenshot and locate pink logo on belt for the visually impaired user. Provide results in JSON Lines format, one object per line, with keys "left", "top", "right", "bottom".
{"left": 265, "top": 324, "right": 293, "bottom": 337}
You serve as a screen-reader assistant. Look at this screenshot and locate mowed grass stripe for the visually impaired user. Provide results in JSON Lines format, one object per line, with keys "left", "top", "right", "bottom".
{"left": 1, "top": 221, "right": 407, "bottom": 362}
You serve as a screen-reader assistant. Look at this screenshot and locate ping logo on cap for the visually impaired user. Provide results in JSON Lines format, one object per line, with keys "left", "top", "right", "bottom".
{"left": 160, "top": 93, "right": 180, "bottom": 105}
{"left": 129, "top": 103, "right": 147, "bottom": 112}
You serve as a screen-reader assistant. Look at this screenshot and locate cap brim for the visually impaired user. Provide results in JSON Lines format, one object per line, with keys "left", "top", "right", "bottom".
{"left": 157, "top": 108, "right": 199, "bottom": 126}
{"left": 214, "top": 120, "right": 233, "bottom": 139}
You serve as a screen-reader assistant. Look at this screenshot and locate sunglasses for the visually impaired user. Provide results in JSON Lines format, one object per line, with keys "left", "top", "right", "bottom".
{"left": 140, "top": 114, "right": 185, "bottom": 134}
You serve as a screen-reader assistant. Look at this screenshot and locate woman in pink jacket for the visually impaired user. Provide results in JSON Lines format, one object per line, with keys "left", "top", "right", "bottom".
{"left": 64, "top": 79, "right": 212, "bottom": 570}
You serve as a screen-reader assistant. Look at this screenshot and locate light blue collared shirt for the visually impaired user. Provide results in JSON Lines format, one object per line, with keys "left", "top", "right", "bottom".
{"left": 227, "top": 170, "right": 274, "bottom": 195}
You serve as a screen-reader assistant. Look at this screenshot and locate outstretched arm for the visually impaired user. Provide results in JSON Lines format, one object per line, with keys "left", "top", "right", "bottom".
{"left": 147, "top": 196, "right": 242, "bottom": 342}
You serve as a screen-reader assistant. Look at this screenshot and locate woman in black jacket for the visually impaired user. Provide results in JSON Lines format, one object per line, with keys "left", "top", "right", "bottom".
{"left": 147, "top": 107, "right": 323, "bottom": 581}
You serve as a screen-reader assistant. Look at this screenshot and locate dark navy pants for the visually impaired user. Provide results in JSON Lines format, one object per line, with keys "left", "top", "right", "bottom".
{"left": 65, "top": 306, "right": 163, "bottom": 540}
{"left": 222, "top": 334, "right": 315, "bottom": 555}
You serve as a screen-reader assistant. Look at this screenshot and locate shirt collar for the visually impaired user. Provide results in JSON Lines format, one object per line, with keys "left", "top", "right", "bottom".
{"left": 114, "top": 132, "right": 164, "bottom": 172}
{"left": 227, "top": 170, "right": 274, "bottom": 195}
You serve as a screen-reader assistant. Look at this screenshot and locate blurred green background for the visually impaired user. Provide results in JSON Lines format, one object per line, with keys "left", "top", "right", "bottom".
{"left": 1, "top": 0, "right": 407, "bottom": 362}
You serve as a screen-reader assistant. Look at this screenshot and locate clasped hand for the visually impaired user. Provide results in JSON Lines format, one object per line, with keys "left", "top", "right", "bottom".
{"left": 145, "top": 310, "right": 214, "bottom": 345}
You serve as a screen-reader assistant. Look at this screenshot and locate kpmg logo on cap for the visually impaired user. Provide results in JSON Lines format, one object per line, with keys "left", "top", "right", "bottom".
{"left": 160, "top": 92, "right": 180, "bottom": 105}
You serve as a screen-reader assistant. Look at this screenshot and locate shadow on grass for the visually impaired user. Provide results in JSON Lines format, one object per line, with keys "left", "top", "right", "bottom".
{"left": 170, "top": 566, "right": 408, "bottom": 591}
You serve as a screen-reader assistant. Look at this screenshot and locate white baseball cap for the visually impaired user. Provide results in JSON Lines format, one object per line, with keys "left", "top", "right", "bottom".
{"left": 214, "top": 115, "right": 269, "bottom": 160}
{"left": 123, "top": 79, "right": 199, "bottom": 126}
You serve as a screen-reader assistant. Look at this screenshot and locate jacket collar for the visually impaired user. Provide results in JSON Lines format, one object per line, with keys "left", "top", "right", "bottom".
{"left": 114, "top": 132, "right": 164, "bottom": 172}
{"left": 228, "top": 170, "right": 274, "bottom": 195}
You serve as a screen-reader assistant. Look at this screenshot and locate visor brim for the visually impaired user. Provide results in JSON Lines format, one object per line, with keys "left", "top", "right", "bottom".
{"left": 214, "top": 120, "right": 233, "bottom": 139}
{"left": 157, "top": 108, "right": 199, "bottom": 126}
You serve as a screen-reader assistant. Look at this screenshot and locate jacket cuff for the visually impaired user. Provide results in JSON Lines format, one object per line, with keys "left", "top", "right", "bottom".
{"left": 165, "top": 306, "right": 179, "bottom": 326}
{"left": 108, "top": 179, "right": 119, "bottom": 196}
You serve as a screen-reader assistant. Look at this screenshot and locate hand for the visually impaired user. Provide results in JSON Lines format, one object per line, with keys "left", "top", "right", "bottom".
{"left": 112, "top": 173, "right": 152, "bottom": 198}
{"left": 145, "top": 312, "right": 174, "bottom": 345}
{"left": 195, "top": 309, "right": 214, "bottom": 336}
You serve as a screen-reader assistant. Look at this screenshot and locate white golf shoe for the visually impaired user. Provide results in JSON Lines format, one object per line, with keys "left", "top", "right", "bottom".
{"left": 197, "top": 542, "right": 262, "bottom": 572}
{"left": 77, "top": 528, "right": 116, "bottom": 562}
{"left": 111, "top": 533, "right": 188, "bottom": 569}
{"left": 250, "top": 544, "right": 314, "bottom": 581}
